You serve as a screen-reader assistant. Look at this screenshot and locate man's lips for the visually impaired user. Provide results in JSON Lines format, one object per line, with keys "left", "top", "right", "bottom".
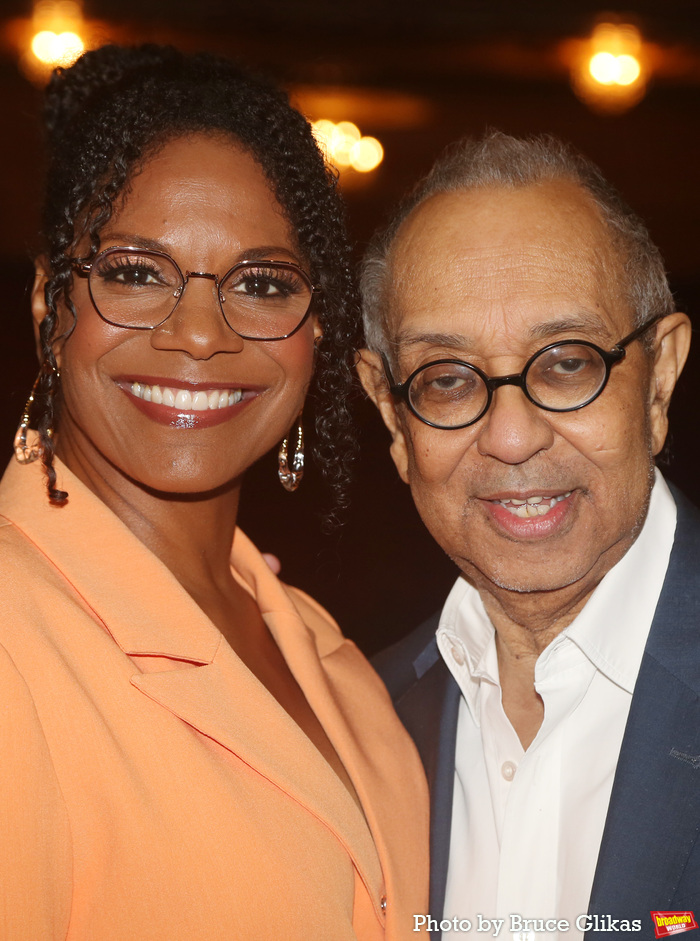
{"left": 487, "top": 491, "right": 573, "bottom": 519}
{"left": 477, "top": 488, "right": 577, "bottom": 538}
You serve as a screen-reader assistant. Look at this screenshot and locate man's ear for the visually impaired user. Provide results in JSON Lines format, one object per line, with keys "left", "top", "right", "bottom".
{"left": 356, "top": 348, "right": 410, "bottom": 484}
{"left": 649, "top": 312, "right": 692, "bottom": 456}
{"left": 30, "top": 258, "right": 52, "bottom": 364}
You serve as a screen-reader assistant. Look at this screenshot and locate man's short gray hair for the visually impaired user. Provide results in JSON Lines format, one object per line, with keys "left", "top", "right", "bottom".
{"left": 360, "top": 130, "right": 674, "bottom": 352}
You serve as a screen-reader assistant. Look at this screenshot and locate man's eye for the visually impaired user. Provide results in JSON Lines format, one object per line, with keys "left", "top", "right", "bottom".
{"left": 550, "top": 357, "right": 589, "bottom": 375}
{"left": 534, "top": 345, "right": 601, "bottom": 384}
{"left": 429, "top": 374, "right": 469, "bottom": 391}
{"left": 415, "top": 365, "right": 480, "bottom": 398}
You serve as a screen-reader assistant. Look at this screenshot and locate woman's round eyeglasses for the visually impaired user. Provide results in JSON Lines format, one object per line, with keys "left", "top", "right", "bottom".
{"left": 72, "top": 247, "right": 319, "bottom": 341}
{"left": 382, "top": 315, "right": 664, "bottom": 430}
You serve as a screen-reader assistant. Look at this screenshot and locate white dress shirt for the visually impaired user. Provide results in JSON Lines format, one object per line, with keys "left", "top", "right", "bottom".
{"left": 437, "top": 471, "right": 677, "bottom": 940}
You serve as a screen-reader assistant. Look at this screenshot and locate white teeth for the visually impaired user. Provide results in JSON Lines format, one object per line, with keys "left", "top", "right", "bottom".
{"left": 496, "top": 492, "right": 572, "bottom": 518}
{"left": 129, "top": 381, "right": 244, "bottom": 412}
{"left": 175, "top": 389, "right": 191, "bottom": 410}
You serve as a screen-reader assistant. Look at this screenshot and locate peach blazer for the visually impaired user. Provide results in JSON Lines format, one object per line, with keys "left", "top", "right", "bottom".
{"left": 0, "top": 457, "right": 428, "bottom": 940}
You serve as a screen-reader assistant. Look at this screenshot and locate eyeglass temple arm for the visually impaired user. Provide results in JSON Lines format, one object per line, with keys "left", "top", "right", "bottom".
{"left": 380, "top": 352, "right": 402, "bottom": 394}
{"left": 615, "top": 313, "right": 666, "bottom": 351}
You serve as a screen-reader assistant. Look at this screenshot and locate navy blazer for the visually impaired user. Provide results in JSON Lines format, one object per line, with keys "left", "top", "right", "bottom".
{"left": 374, "top": 489, "right": 700, "bottom": 941}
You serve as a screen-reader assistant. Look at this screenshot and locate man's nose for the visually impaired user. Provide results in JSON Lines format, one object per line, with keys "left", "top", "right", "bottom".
{"left": 476, "top": 384, "right": 554, "bottom": 464}
{"left": 150, "top": 275, "right": 245, "bottom": 359}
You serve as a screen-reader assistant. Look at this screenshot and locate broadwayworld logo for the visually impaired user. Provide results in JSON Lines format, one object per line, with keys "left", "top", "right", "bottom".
{"left": 651, "top": 912, "right": 698, "bottom": 938}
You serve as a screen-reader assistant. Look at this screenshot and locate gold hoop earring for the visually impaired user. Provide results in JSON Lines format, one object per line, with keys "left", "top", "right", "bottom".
{"left": 13, "top": 365, "right": 58, "bottom": 465}
{"left": 278, "top": 417, "right": 304, "bottom": 492}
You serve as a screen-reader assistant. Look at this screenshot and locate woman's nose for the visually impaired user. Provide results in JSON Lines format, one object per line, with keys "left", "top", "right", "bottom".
{"left": 150, "top": 274, "right": 245, "bottom": 359}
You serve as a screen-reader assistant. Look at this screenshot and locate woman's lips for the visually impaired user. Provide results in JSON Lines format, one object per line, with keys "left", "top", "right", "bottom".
{"left": 117, "top": 378, "right": 258, "bottom": 429}
{"left": 130, "top": 380, "right": 243, "bottom": 411}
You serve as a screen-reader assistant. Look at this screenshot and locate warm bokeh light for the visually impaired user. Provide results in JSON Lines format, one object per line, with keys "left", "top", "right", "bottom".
{"left": 17, "top": 1, "right": 88, "bottom": 80}
{"left": 616, "top": 54, "right": 642, "bottom": 86}
{"left": 31, "top": 29, "right": 84, "bottom": 66}
{"left": 311, "top": 119, "right": 384, "bottom": 174}
{"left": 569, "top": 21, "right": 649, "bottom": 114}
{"left": 589, "top": 51, "right": 617, "bottom": 84}
{"left": 588, "top": 50, "right": 641, "bottom": 87}
{"left": 349, "top": 137, "right": 384, "bottom": 173}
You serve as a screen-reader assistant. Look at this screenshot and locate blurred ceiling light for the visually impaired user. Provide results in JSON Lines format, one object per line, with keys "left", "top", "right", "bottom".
{"left": 31, "top": 28, "right": 83, "bottom": 66}
{"left": 570, "top": 21, "right": 649, "bottom": 114}
{"left": 311, "top": 119, "right": 384, "bottom": 175}
{"left": 17, "top": 0, "right": 87, "bottom": 82}
{"left": 349, "top": 137, "right": 384, "bottom": 173}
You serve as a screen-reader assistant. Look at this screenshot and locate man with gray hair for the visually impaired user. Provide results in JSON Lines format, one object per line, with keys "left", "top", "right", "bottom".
{"left": 358, "top": 132, "right": 698, "bottom": 940}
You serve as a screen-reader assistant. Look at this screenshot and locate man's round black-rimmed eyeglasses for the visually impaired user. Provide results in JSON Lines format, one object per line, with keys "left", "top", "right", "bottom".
{"left": 382, "top": 314, "right": 664, "bottom": 430}
{"left": 72, "top": 246, "right": 319, "bottom": 341}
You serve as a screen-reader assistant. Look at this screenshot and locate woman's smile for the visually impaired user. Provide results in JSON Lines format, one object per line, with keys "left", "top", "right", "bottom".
{"left": 118, "top": 376, "right": 260, "bottom": 429}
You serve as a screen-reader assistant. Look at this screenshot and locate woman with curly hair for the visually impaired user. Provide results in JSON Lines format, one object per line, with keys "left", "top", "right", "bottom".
{"left": 0, "top": 45, "right": 427, "bottom": 939}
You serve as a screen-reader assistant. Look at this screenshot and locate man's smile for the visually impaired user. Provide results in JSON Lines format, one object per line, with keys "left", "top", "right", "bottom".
{"left": 491, "top": 491, "right": 573, "bottom": 518}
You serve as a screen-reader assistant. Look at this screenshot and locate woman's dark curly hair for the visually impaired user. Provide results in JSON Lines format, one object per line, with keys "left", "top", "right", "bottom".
{"left": 36, "top": 43, "right": 359, "bottom": 524}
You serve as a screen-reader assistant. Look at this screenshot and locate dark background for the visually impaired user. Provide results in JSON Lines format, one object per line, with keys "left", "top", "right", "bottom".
{"left": 1, "top": 0, "right": 699, "bottom": 654}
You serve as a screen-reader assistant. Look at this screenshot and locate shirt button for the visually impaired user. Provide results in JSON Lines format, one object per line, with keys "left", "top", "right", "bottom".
{"left": 450, "top": 642, "right": 466, "bottom": 666}
{"left": 380, "top": 895, "right": 387, "bottom": 914}
{"left": 501, "top": 760, "right": 517, "bottom": 781}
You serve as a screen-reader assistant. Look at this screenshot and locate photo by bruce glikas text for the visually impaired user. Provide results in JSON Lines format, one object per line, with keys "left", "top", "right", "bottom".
{"left": 412, "top": 914, "right": 644, "bottom": 935}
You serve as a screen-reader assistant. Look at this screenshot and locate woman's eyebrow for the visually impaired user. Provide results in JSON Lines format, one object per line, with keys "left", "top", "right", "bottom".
{"left": 98, "top": 235, "right": 302, "bottom": 264}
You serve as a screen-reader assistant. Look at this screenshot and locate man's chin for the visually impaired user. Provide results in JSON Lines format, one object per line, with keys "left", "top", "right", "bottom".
{"left": 454, "top": 550, "right": 607, "bottom": 599}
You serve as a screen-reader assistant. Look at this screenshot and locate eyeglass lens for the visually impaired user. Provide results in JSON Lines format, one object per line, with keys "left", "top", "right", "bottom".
{"left": 88, "top": 250, "right": 313, "bottom": 339}
{"left": 408, "top": 343, "right": 609, "bottom": 427}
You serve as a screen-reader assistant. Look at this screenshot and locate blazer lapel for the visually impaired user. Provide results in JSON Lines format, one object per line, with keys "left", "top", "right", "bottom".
{"left": 132, "top": 639, "right": 384, "bottom": 912}
{"left": 588, "top": 491, "right": 700, "bottom": 932}
{"left": 587, "top": 658, "right": 700, "bottom": 928}
{"left": 394, "top": 636, "right": 461, "bottom": 937}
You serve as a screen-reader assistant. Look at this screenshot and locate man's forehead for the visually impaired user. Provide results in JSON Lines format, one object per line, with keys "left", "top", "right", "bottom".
{"left": 385, "top": 180, "right": 628, "bottom": 341}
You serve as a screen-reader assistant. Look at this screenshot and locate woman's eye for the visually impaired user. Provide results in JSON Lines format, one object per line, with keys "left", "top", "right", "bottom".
{"left": 114, "top": 267, "right": 158, "bottom": 285}
{"left": 236, "top": 277, "right": 284, "bottom": 297}
{"left": 225, "top": 266, "right": 303, "bottom": 302}
{"left": 96, "top": 260, "right": 166, "bottom": 287}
